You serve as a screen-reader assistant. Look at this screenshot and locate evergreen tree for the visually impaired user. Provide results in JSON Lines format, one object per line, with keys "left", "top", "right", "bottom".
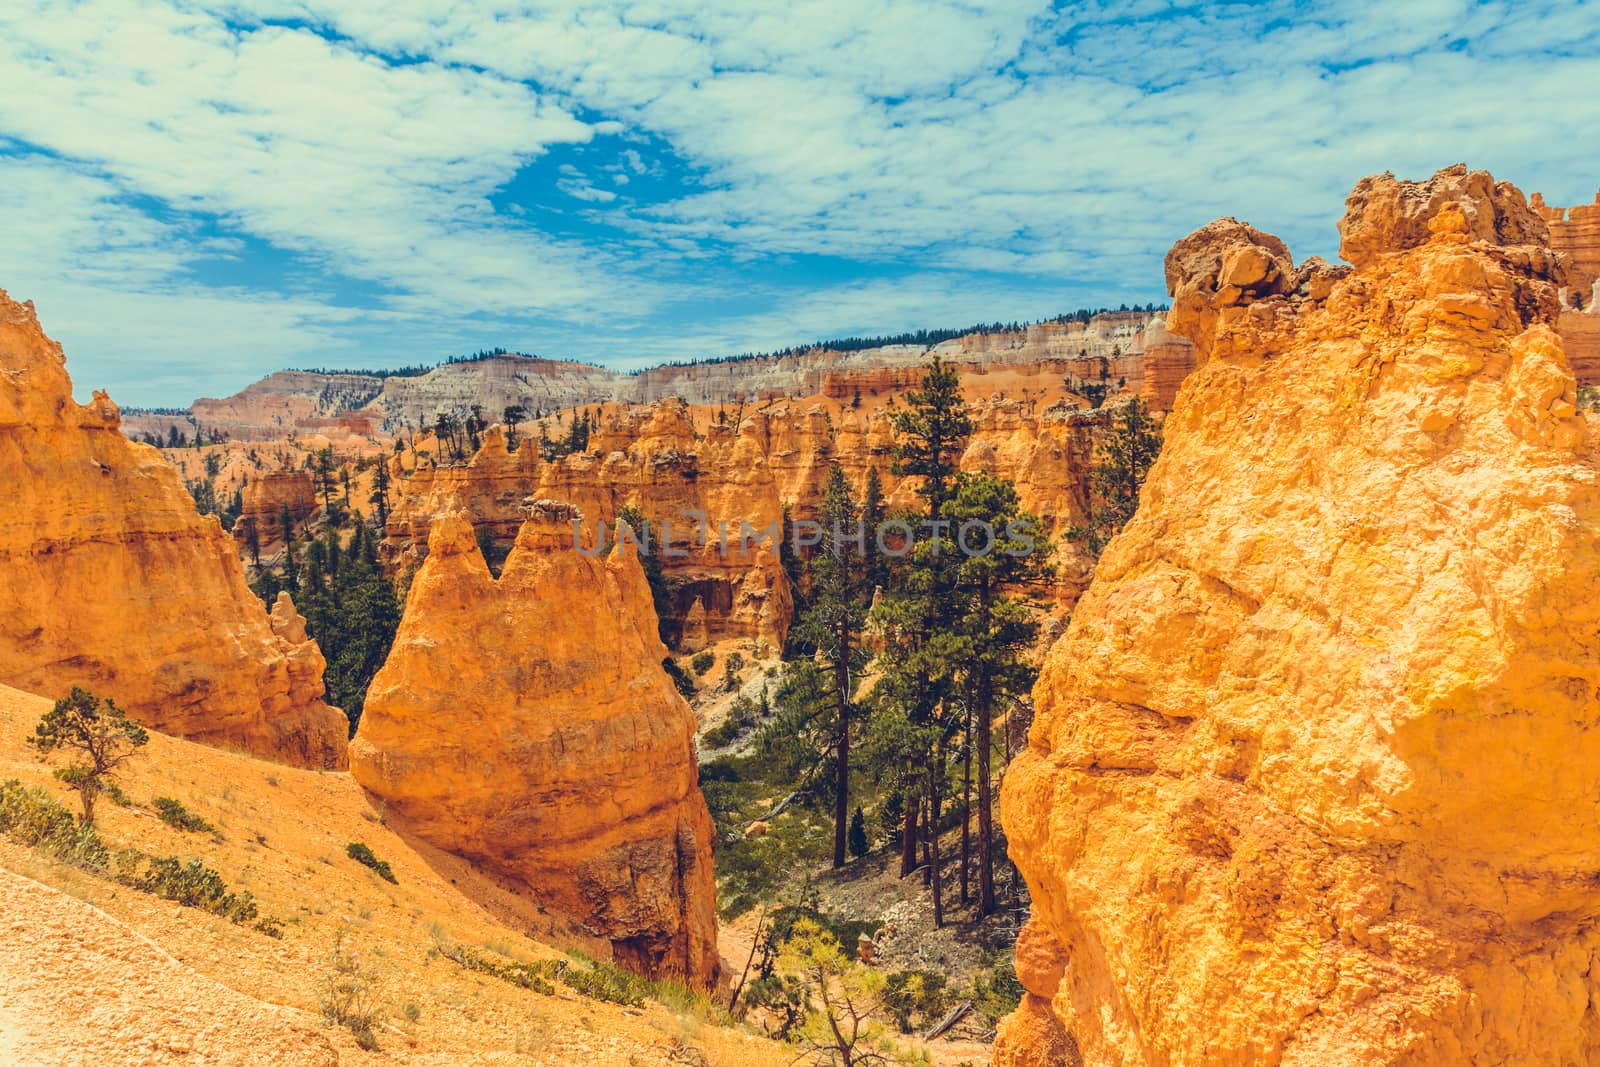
{"left": 292, "top": 518, "right": 402, "bottom": 735}
{"left": 943, "top": 473, "right": 1050, "bottom": 915}
{"left": 861, "top": 466, "right": 888, "bottom": 596}
{"left": 503, "top": 404, "right": 526, "bottom": 449}
{"left": 28, "top": 688, "right": 148, "bottom": 827}
{"left": 795, "top": 465, "right": 870, "bottom": 868}
{"left": 848, "top": 806, "right": 869, "bottom": 859}
{"left": 369, "top": 459, "right": 391, "bottom": 531}
{"left": 242, "top": 517, "right": 261, "bottom": 567}
{"left": 871, "top": 355, "right": 973, "bottom": 916}
{"left": 1069, "top": 398, "right": 1163, "bottom": 557}
{"left": 314, "top": 447, "right": 337, "bottom": 519}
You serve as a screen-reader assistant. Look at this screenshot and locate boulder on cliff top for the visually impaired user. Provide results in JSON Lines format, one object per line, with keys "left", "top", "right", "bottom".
{"left": 1000, "top": 165, "right": 1600, "bottom": 1065}
{"left": 350, "top": 509, "right": 720, "bottom": 987}
{"left": 0, "top": 289, "right": 347, "bottom": 769}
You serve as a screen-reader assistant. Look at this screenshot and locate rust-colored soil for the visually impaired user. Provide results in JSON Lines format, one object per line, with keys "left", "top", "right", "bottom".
{"left": 0, "top": 684, "right": 789, "bottom": 1066}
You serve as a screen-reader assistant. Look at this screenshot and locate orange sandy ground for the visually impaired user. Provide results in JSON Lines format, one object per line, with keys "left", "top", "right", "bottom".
{"left": 0, "top": 683, "right": 792, "bottom": 1067}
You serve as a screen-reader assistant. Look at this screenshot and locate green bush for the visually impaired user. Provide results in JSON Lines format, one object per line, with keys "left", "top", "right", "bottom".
{"left": 0, "top": 779, "right": 109, "bottom": 871}
{"left": 971, "top": 958, "right": 1024, "bottom": 1026}
{"left": 346, "top": 841, "right": 397, "bottom": 883}
{"left": 120, "top": 854, "right": 259, "bottom": 922}
{"left": 703, "top": 694, "right": 761, "bottom": 748}
{"left": 561, "top": 959, "right": 650, "bottom": 1007}
{"left": 0, "top": 782, "right": 277, "bottom": 934}
{"left": 690, "top": 651, "right": 716, "bottom": 676}
{"left": 883, "top": 969, "right": 948, "bottom": 1033}
{"left": 153, "top": 796, "right": 217, "bottom": 834}
{"left": 437, "top": 938, "right": 559, "bottom": 995}
{"left": 662, "top": 658, "right": 697, "bottom": 698}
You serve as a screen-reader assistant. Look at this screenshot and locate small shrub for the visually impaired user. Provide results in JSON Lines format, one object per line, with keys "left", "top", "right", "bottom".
{"left": 663, "top": 658, "right": 697, "bottom": 698}
{"left": 319, "top": 927, "right": 385, "bottom": 1050}
{"left": 0, "top": 779, "right": 109, "bottom": 871}
{"left": 255, "top": 915, "right": 286, "bottom": 939}
{"left": 703, "top": 694, "right": 761, "bottom": 748}
{"left": 971, "top": 958, "right": 1024, "bottom": 1026}
{"left": 437, "top": 937, "right": 560, "bottom": 995}
{"left": 152, "top": 796, "right": 217, "bottom": 834}
{"left": 690, "top": 651, "right": 715, "bottom": 676}
{"left": 562, "top": 959, "right": 650, "bottom": 1007}
{"left": 883, "top": 969, "right": 948, "bottom": 1033}
{"left": 120, "top": 854, "right": 259, "bottom": 922}
{"left": 346, "top": 841, "right": 397, "bottom": 884}
{"left": 401, "top": 1002, "right": 421, "bottom": 1023}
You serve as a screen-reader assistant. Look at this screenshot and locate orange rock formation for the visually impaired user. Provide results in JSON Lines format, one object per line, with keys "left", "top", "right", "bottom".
{"left": 234, "top": 467, "right": 316, "bottom": 547}
{"left": 384, "top": 389, "right": 1124, "bottom": 645}
{"left": 350, "top": 507, "right": 720, "bottom": 987}
{"left": 1532, "top": 188, "right": 1600, "bottom": 383}
{"left": 0, "top": 290, "right": 347, "bottom": 768}
{"left": 999, "top": 165, "right": 1600, "bottom": 1065}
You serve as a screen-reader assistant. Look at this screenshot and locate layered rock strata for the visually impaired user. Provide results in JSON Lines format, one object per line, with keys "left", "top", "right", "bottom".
{"left": 0, "top": 289, "right": 346, "bottom": 768}
{"left": 999, "top": 166, "right": 1600, "bottom": 1065}
{"left": 350, "top": 510, "right": 720, "bottom": 986}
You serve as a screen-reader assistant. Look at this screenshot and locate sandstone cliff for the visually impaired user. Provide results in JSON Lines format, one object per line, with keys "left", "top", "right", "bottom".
{"left": 350, "top": 509, "right": 720, "bottom": 987}
{"left": 127, "top": 311, "right": 1191, "bottom": 443}
{"left": 1532, "top": 188, "right": 1600, "bottom": 384}
{"left": 0, "top": 289, "right": 347, "bottom": 768}
{"left": 999, "top": 166, "right": 1600, "bottom": 1065}
{"left": 234, "top": 468, "right": 316, "bottom": 548}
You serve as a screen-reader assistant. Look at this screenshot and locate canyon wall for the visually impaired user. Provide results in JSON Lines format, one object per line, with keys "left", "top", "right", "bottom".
{"left": 125, "top": 311, "right": 1190, "bottom": 442}
{"left": 998, "top": 164, "right": 1600, "bottom": 1065}
{"left": 1532, "top": 189, "right": 1600, "bottom": 384}
{"left": 0, "top": 290, "right": 347, "bottom": 768}
{"left": 383, "top": 389, "right": 1112, "bottom": 646}
{"left": 233, "top": 468, "right": 317, "bottom": 548}
{"left": 350, "top": 508, "right": 719, "bottom": 986}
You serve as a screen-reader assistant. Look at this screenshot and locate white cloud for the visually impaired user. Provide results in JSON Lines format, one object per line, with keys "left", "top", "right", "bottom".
{"left": 1, "top": 0, "right": 1599, "bottom": 402}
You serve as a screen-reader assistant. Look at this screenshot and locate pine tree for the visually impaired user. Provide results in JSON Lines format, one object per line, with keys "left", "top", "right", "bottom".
{"left": 848, "top": 806, "right": 869, "bottom": 859}
{"left": 796, "top": 465, "right": 870, "bottom": 869}
{"left": 242, "top": 517, "right": 261, "bottom": 567}
{"left": 1069, "top": 398, "right": 1163, "bottom": 557}
{"left": 28, "top": 688, "right": 148, "bottom": 826}
{"left": 943, "top": 473, "right": 1050, "bottom": 915}
{"left": 872, "top": 356, "right": 972, "bottom": 917}
{"left": 291, "top": 518, "right": 401, "bottom": 735}
{"left": 369, "top": 459, "right": 391, "bottom": 531}
{"left": 861, "top": 466, "right": 888, "bottom": 596}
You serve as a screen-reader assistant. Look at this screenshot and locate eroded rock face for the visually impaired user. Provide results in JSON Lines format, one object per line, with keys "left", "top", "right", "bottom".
{"left": 999, "top": 167, "right": 1600, "bottom": 1065}
{"left": 0, "top": 290, "right": 347, "bottom": 768}
{"left": 350, "top": 511, "right": 720, "bottom": 987}
{"left": 385, "top": 390, "right": 1127, "bottom": 644}
{"left": 234, "top": 468, "right": 316, "bottom": 548}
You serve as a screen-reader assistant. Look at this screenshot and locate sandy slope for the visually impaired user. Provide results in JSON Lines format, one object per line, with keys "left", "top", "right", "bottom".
{"left": 0, "top": 684, "right": 788, "bottom": 1066}
{"left": 0, "top": 865, "right": 337, "bottom": 1065}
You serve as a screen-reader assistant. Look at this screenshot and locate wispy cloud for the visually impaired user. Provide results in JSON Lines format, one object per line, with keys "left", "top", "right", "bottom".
{"left": 0, "top": 0, "right": 1598, "bottom": 403}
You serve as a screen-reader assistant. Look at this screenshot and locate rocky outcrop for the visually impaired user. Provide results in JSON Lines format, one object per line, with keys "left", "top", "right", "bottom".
{"left": 1532, "top": 188, "right": 1600, "bottom": 383}
{"left": 0, "top": 289, "right": 347, "bottom": 768}
{"left": 350, "top": 511, "right": 720, "bottom": 987}
{"left": 999, "top": 166, "right": 1600, "bottom": 1065}
{"left": 234, "top": 468, "right": 316, "bottom": 548}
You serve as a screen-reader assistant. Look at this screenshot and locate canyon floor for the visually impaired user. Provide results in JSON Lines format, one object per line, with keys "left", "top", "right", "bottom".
{"left": 0, "top": 684, "right": 791, "bottom": 1067}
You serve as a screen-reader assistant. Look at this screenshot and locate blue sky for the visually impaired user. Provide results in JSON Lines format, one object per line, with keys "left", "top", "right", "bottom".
{"left": 1, "top": 1, "right": 1598, "bottom": 405}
